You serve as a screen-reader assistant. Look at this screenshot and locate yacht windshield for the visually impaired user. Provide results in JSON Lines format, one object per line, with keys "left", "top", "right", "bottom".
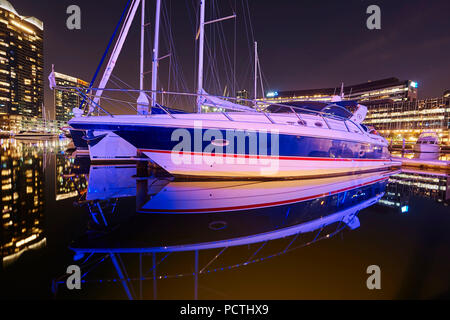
{"left": 417, "top": 132, "right": 439, "bottom": 144}
{"left": 266, "top": 100, "right": 356, "bottom": 119}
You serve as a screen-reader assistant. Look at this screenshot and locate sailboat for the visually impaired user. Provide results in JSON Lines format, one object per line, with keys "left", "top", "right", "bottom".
{"left": 14, "top": 103, "right": 58, "bottom": 140}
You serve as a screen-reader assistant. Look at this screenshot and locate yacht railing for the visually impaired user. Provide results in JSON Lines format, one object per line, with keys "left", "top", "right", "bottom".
{"left": 57, "top": 86, "right": 367, "bottom": 135}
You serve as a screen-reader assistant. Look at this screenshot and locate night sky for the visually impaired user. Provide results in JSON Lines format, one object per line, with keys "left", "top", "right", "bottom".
{"left": 9, "top": 0, "right": 450, "bottom": 113}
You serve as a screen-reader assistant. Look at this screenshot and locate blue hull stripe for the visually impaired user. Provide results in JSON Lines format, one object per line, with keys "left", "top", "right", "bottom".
{"left": 70, "top": 124, "right": 389, "bottom": 160}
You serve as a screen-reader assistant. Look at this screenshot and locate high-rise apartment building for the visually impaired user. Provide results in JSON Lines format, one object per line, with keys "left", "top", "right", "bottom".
{"left": 54, "top": 72, "right": 89, "bottom": 122}
{"left": 364, "top": 95, "right": 450, "bottom": 145}
{"left": 0, "top": 0, "right": 43, "bottom": 131}
{"left": 236, "top": 89, "right": 249, "bottom": 106}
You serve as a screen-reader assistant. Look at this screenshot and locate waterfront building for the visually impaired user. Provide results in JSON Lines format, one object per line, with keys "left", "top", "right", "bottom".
{"left": 54, "top": 72, "right": 89, "bottom": 123}
{"left": 0, "top": 0, "right": 44, "bottom": 132}
{"left": 264, "top": 78, "right": 417, "bottom": 105}
{"left": 236, "top": 89, "right": 249, "bottom": 106}
{"left": 263, "top": 77, "right": 448, "bottom": 146}
{"left": 364, "top": 95, "right": 450, "bottom": 145}
{"left": 0, "top": 139, "right": 46, "bottom": 268}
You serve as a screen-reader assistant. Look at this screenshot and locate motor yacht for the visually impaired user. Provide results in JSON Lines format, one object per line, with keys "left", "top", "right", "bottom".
{"left": 69, "top": 99, "right": 401, "bottom": 179}
{"left": 413, "top": 131, "right": 440, "bottom": 154}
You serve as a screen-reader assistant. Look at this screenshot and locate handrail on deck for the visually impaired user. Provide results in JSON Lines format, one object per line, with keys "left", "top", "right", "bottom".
{"left": 221, "top": 112, "right": 233, "bottom": 121}
{"left": 59, "top": 86, "right": 367, "bottom": 135}
{"left": 76, "top": 88, "right": 114, "bottom": 118}
{"left": 154, "top": 103, "right": 176, "bottom": 119}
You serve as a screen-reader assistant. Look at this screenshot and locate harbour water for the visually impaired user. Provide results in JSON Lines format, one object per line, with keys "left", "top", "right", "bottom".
{"left": 1, "top": 139, "right": 449, "bottom": 299}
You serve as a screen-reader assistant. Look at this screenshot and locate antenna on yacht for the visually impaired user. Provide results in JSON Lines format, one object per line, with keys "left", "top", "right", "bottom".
{"left": 254, "top": 41, "right": 258, "bottom": 106}
{"left": 331, "top": 82, "right": 344, "bottom": 102}
{"left": 196, "top": 0, "right": 206, "bottom": 113}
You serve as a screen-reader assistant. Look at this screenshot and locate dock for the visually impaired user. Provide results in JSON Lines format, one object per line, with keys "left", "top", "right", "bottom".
{"left": 393, "top": 157, "right": 450, "bottom": 172}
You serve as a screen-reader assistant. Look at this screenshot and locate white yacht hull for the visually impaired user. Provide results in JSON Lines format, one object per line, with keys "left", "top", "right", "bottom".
{"left": 413, "top": 143, "right": 440, "bottom": 154}
{"left": 70, "top": 112, "right": 400, "bottom": 179}
{"left": 88, "top": 131, "right": 137, "bottom": 162}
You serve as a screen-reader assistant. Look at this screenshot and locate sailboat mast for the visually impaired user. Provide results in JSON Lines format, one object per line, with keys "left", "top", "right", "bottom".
{"left": 151, "top": 0, "right": 161, "bottom": 107}
{"left": 254, "top": 41, "right": 258, "bottom": 103}
{"left": 139, "top": 0, "right": 145, "bottom": 91}
{"left": 197, "top": 0, "right": 206, "bottom": 113}
{"left": 137, "top": 0, "right": 150, "bottom": 114}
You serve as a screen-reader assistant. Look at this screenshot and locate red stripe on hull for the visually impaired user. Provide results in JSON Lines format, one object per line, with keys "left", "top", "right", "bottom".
{"left": 138, "top": 149, "right": 391, "bottom": 163}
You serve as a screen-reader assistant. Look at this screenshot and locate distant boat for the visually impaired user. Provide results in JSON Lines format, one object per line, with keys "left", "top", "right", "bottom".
{"left": 0, "top": 130, "right": 12, "bottom": 138}
{"left": 413, "top": 131, "right": 440, "bottom": 153}
{"left": 14, "top": 131, "right": 58, "bottom": 140}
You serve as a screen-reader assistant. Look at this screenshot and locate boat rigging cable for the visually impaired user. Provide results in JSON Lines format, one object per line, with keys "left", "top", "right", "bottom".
{"left": 160, "top": 0, "right": 191, "bottom": 107}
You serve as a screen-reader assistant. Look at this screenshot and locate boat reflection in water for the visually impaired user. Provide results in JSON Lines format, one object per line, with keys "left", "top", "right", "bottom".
{"left": 85, "top": 165, "right": 171, "bottom": 202}
{"left": 53, "top": 165, "right": 397, "bottom": 299}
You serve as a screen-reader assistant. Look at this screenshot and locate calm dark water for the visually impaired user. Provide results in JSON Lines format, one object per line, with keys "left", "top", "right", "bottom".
{"left": 1, "top": 138, "right": 449, "bottom": 300}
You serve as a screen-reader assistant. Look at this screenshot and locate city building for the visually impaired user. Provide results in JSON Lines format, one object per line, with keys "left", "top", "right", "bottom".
{"left": 0, "top": 0, "right": 44, "bottom": 132}
{"left": 364, "top": 95, "right": 450, "bottom": 145}
{"left": 264, "top": 77, "right": 418, "bottom": 105}
{"left": 236, "top": 89, "right": 249, "bottom": 106}
{"left": 54, "top": 72, "right": 89, "bottom": 122}
{"left": 263, "top": 77, "right": 450, "bottom": 145}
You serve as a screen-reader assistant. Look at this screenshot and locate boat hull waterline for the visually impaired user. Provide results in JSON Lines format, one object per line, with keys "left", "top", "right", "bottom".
{"left": 413, "top": 144, "right": 440, "bottom": 154}
{"left": 69, "top": 113, "right": 400, "bottom": 179}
